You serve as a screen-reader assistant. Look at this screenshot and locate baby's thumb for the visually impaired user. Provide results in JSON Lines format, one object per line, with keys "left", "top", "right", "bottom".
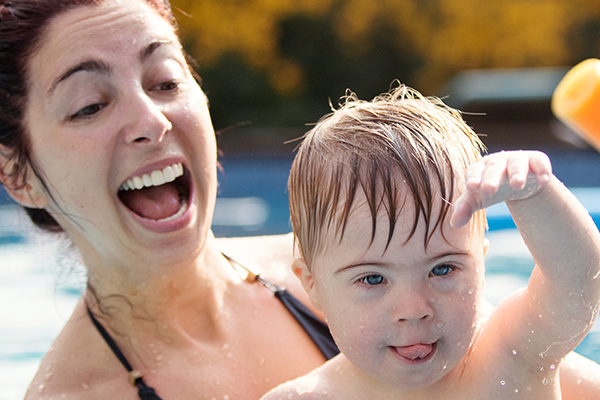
{"left": 450, "top": 195, "right": 477, "bottom": 228}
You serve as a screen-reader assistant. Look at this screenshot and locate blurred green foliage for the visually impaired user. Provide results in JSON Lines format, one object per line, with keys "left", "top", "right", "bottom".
{"left": 172, "top": 0, "right": 600, "bottom": 131}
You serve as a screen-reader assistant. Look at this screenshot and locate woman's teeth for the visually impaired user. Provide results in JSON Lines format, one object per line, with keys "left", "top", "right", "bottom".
{"left": 119, "top": 163, "right": 184, "bottom": 191}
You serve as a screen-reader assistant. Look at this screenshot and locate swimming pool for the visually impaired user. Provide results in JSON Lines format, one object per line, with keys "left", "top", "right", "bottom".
{"left": 2, "top": 149, "right": 600, "bottom": 399}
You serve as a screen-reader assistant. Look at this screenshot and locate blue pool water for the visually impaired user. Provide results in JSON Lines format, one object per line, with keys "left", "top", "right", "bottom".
{"left": 2, "top": 149, "right": 600, "bottom": 399}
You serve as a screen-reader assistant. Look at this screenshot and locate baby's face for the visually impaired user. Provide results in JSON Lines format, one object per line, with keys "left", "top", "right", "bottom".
{"left": 307, "top": 192, "right": 486, "bottom": 390}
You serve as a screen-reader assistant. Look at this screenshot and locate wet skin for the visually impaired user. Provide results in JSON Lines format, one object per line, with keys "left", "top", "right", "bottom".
{"left": 23, "top": 0, "right": 217, "bottom": 274}
{"left": 19, "top": 2, "right": 328, "bottom": 399}
{"left": 301, "top": 191, "right": 486, "bottom": 393}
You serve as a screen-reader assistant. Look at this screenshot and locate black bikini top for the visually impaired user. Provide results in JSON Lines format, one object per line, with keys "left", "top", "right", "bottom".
{"left": 86, "top": 254, "right": 339, "bottom": 400}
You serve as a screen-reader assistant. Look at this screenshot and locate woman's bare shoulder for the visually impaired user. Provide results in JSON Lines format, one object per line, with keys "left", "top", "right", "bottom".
{"left": 215, "top": 233, "right": 295, "bottom": 278}
{"left": 215, "top": 232, "right": 322, "bottom": 318}
{"left": 24, "top": 299, "right": 132, "bottom": 400}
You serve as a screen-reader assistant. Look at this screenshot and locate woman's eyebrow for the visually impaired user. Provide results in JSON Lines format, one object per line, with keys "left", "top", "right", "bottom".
{"left": 140, "top": 39, "right": 174, "bottom": 61}
{"left": 47, "top": 60, "right": 111, "bottom": 97}
{"left": 46, "top": 40, "right": 175, "bottom": 97}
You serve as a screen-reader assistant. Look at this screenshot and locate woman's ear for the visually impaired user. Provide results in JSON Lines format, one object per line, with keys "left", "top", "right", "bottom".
{"left": 292, "top": 257, "right": 322, "bottom": 311}
{"left": 0, "top": 151, "right": 48, "bottom": 209}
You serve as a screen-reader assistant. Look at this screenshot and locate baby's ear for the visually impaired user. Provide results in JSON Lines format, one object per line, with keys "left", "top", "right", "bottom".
{"left": 0, "top": 151, "right": 48, "bottom": 209}
{"left": 292, "top": 257, "right": 322, "bottom": 311}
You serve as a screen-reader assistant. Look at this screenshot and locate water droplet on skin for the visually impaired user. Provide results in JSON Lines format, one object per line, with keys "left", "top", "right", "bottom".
{"left": 512, "top": 350, "right": 517, "bottom": 355}
{"left": 358, "top": 325, "right": 365, "bottom": 330}
{"left": 467, "top": 288, "right": 474, "bottom": 295}
{"left": 259, "top": 358, "right": 265, "bottom": 366}
{"left": 526, "top": 387, "right": 532, "bottom": 392}
{"left": 45, "top": 372, "right": 53, "bottom": 381}
{"left": 542, "top": 378, "right": 548, "bottom": 385}
{"left": 436, "top": 322, "right": 444, "bottom": 328}
{"left": 223, "top": 395, "right": 229, "bottom": 400}
{"left": 38, "top": 384, "right": 45, "bottom": 394}
{"left": 550, "top": 364, "right": 556, "bottom": 370}
{"left": 457, "top": 341, "right": 462, "bottom": 347}
{"left": 500, "top": 380, "right": 506, "bottom": 386}
{"left": 515, "top": 389, "right": 519, "bottom": 393}
{"left": 540, "top": 366, "right": 545, "bottom": 372}
{"left": 287, "top": 394, "right": 294, "bottom": 399}
{"left": 226, "top": 352, "right": 233, "bottom": 359}
{"left": 156, "top": 354, "right": 164, "bottom": 361}
{"left": 221, "top": 344, "right": 230, "bottom": 352}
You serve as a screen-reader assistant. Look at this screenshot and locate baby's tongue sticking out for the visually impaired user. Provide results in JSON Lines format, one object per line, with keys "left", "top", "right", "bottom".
{"left": 120, "top": 183, "right": 181, "bottom": 220}
{"left": 395, "top": 344, "right": 433, "bottom": 360}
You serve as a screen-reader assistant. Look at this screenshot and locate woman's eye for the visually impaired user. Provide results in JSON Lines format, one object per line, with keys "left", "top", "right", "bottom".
{"left": 358, "top": 274, "right": 385, "bottom": 286}
{"left": 430, "top": 264, "right": 454, "bottom": 277}
{"left": 70, "top": 103, "right": 106, "bottom": 120}
{"left": 153, "top": 80, "right": 180, "bottom": 92}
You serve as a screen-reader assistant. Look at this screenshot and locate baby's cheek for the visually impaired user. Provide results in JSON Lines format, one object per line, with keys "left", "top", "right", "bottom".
{"left": 326, "top": 309, "right": 383, "bottom": 362}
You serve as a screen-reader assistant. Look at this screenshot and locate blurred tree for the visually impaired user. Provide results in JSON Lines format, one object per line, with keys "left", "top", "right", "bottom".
{"left": 171, "top": 0, "right": 600, "bottom": 131}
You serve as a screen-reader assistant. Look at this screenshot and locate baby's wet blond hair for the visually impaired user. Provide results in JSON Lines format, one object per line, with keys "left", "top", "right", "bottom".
{"left": 289, "top": 83, "right": 486, "bottom": 269}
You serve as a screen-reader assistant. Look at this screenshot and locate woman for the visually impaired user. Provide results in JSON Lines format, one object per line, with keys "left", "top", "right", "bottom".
{"left": 0, "top": 0, "right": 331, "bottom": 399}
{"left": 0, "top": 0, "right": 598, "bottom": 399}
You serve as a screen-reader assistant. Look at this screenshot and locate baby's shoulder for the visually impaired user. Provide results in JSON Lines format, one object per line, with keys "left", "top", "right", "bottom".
{"left": 260, "top": 368, "right": 335, "bottom": 400}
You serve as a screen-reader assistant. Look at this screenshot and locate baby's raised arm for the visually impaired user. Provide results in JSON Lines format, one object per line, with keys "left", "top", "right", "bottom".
{"left": 452, "top": 150, "right": 600, "bottom": 367}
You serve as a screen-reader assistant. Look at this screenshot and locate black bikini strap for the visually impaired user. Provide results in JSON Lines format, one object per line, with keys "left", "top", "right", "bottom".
{"left": 223, "top": 253, "right": 340, "bottom": 360}
{"left": 86, "top": 306, "right": 163, "bottom": 400}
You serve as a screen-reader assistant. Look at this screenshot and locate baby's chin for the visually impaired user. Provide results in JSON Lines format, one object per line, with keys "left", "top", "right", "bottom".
{"left": 341, "top": 350, "right": 448, "bottom": 391}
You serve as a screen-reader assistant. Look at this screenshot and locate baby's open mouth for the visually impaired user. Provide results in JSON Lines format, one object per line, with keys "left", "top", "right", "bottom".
{"left": 118, "top": 162, "right": 190, "bottom": 221}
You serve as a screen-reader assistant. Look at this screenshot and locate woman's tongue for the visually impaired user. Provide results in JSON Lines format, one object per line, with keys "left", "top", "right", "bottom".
{"left": 120, "top": 183, "right": 181, "bottom": 220}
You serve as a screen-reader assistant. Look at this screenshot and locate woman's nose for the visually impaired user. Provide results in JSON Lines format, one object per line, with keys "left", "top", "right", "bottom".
{"left": 123, "top": 91, "right": 172, "bottom": 145}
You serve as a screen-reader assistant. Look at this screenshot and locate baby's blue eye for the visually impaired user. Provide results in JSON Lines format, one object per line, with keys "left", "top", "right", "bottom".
{"left": 430, "top": 265, "right": 453, "bottom": 277}
{"left": 359, "top": 274, "right": 385, "bottom": 285}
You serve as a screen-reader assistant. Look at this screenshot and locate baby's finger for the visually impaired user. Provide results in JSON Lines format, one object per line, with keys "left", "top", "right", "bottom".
{"left": 479, "top": 156, "right": 508, "bottom": 196}
{"left": 464, "top": 160, "right": 486, "bottom": 190}
{"left": 506, "top": 154, "right": 530, "bottom": 191}
{"left": 450, "top": 193, "right": 479, "bottom": 228}
{"left": 529, "top": 152, "right": 552, "bottom": 186}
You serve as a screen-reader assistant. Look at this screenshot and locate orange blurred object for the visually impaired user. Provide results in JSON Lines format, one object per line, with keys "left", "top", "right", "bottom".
{"left": 552, "top": 58, "right": 600, "bottom": 151}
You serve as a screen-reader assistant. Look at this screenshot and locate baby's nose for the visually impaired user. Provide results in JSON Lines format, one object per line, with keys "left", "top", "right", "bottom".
{"left": 392, "top": 288, "right": 434, "bottom": 323}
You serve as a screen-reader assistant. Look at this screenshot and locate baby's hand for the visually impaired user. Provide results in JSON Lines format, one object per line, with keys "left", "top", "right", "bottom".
{"left": 450, "top": 151, "right": 552, "bottom": 228}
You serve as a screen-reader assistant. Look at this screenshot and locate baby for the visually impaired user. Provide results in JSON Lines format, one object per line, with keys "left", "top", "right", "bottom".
{"left": 263, "top": 84, "right": 600, "bottom": 399}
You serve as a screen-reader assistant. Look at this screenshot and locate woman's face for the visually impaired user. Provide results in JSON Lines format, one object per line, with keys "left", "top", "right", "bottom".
{"left": 23, "top": 0, "right": 218, "bottom": 268}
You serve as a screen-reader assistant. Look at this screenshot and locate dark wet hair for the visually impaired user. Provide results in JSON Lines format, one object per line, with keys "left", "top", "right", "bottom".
{"left": 0, "top": 0, "right": 174, "bottom": 232}
{"left": 289, "top": 83, "right": 486, "bottom": 268}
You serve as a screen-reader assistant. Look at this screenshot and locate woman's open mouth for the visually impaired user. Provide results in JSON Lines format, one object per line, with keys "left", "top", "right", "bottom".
{"left": 118, "top": 162, "right": 191, "bottom": 223}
